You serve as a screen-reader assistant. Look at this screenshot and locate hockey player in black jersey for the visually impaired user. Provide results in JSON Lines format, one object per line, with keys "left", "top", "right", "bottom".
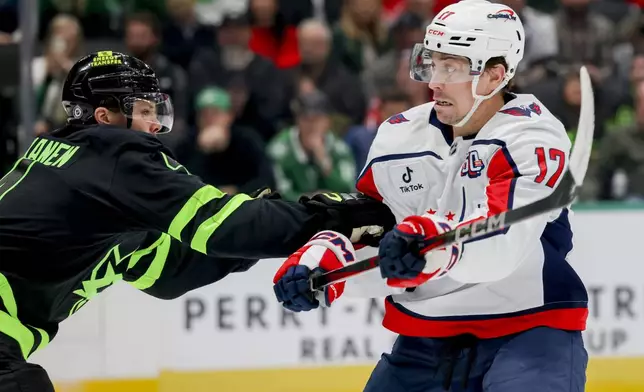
{"left": 0, "top": 51, "right": 394, "bottom": 391}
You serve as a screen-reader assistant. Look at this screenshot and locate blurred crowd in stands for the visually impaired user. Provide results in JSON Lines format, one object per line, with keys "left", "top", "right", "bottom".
{"left": 2, "top": 0, "right": 644, "bottom": 202}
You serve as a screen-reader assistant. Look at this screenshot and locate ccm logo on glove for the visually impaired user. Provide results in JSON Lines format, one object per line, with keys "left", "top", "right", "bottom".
{"left": 273, "top": 231, "right": 355, "bottom": 312}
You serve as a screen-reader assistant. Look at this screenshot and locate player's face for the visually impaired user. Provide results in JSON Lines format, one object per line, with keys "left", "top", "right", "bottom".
{"left": 427, "top": 54, "right": 475, "bottom": 125}
{"left": 129, "top": 100, "right": 162, "bottom": 134}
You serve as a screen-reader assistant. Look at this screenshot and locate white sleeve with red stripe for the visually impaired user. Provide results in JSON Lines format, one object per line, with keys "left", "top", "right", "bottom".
{"left": 448, "top": 130, "right": 571, "bottom": 284}
{"left": 355, "top": 122, "right": 420, "bottom": 222}
{"left": 342, "top": 124, "right": 410, "bottom": 297}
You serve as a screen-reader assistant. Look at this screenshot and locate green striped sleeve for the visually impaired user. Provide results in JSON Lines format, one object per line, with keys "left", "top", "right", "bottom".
{"left": 190, "top": 194, "right": 252, "bottom": 254}
{"left": 128, "top": 233, "right": 172, "bottom": 290}
{"left": 168, "top": 185, "right": 226, "bottom": 241}
{"left": 167, "top": 186, "right": 251, "bottom": 255}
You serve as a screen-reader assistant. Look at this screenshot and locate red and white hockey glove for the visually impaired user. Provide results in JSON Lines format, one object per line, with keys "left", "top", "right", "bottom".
{"left": 378, "top": 214, "right": 462, "bottom": 288}
{"left": 273, "top": 231, "right": 355, "bottom": 312}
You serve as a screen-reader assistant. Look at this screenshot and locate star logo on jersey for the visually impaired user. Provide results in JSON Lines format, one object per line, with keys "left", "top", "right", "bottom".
{"left": 445, "top": 211, "right": 456, "bottom": 221}
{"left": 461, "top": 150, "right": 485, "bottom": 178}
{"left": 500, "top": 102, "right": 542, "bottom": 118}
{"left": 387, "top": 113, "right": 409, "bottom": 124}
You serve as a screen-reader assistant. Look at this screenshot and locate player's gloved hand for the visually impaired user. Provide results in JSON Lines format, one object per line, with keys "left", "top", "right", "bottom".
{"left": 273, "top": 231, "right": 355, "bottom": 312}
{"left": 379, "top": 214, "right": 462, "bottom": 288}
{"left": 249, "top": 186, "right": 281, "bottom": 199}
{"left": 299, "top": 192, "right": 396, "bottom": 247}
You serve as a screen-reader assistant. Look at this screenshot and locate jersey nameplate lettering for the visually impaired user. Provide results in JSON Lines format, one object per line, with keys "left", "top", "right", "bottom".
{"left": 24, "top": 138, "right": 80, "bottom": 169}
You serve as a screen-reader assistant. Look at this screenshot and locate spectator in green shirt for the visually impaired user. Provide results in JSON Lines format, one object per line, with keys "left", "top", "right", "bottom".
{"left": 267, "top": 90, "right": 356, "bottom": 201}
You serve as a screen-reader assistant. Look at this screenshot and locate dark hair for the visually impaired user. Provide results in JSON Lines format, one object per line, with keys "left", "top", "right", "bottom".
{"left": 485, "top": 56, "right": 514, "bottom": 92}
{"left": 126, "top": 12, "right": 161, "bottom": 39}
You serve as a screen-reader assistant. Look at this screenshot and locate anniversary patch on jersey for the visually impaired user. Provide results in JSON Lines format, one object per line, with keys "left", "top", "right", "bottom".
{"left": 461, "top": 150, "right": 485, "bottom": 178}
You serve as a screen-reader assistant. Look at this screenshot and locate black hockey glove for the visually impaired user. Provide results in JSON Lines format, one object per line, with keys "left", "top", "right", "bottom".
{"left": 249, "top": 186, "right": 282, "bottom": 200}
{"left": 299, "top": 192, "right": 396, "bottom": 247}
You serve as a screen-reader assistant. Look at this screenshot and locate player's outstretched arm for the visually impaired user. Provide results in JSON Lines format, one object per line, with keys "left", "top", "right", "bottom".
{"left": 120, "top": 231, "right": 260, "bottom": 300}
{"left": 106, "top": 139, "right": 394, "bottom": 259}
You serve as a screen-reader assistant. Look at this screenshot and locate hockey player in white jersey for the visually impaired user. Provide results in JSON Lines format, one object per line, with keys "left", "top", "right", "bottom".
{"left": 273, "top": 1, "right": 588, "bottom": 391}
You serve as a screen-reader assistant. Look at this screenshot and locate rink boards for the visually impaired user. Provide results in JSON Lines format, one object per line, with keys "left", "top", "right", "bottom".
{"left": 30, "top": 206, "right": 644, "bottom": 392}
{"left": 53, "top": 359, "right": 644, "bottom": 392}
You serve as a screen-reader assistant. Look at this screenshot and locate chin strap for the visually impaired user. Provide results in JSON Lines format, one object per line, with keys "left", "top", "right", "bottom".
{"left": 452, "top": 75, "right": 510, "bottom": 128}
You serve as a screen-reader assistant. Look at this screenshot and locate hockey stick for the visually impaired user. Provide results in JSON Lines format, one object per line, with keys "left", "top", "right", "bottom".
{"left": 310, "top": 66, "right": 595, "bottom": 291}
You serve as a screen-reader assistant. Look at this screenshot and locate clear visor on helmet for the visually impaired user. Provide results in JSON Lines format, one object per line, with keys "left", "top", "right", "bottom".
{"left": 409, "top": 43, "right": 478, "bottom": 84}
{"left": 121, "top": 93, "right": 174, "bottom": 134}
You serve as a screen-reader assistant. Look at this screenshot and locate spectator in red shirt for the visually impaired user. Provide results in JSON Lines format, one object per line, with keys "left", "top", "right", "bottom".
{"left": 248, "top": 0, "right": 301, "bottom": 69}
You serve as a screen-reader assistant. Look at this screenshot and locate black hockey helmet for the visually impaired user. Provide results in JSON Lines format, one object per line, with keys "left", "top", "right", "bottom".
{"left": 62, "top": 51, "right": 174, "bottom": 133}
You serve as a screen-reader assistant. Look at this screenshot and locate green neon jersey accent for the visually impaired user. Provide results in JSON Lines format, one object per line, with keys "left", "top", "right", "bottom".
{"left": 129, "top": 234, "right": 172, "bottom": 290}
{"left": 160, "top": 152, "right": 190, "bottom": 174}
{"left": 35, "top": 327, "right": 49, "bottom": 351}
{"left": 0, "top": 273, "right": 50, "bottom": 359}
{"left": 70, "top": 244, "right": 137, "bottom": 317}
{"left": 167, "top": 185, "right": 225, "bottom": 241}
{"left": 127, "top": 233, "right": 168, "bottom": 270}
{"left": 0, "top": 311, "right": 34, "bottom": 359}
{"left": 0, "top": 159, "right": 37, "bottom": 202}
{"left": 190, "top": 194, "right": 251, "bottom": 254}
{"left": 0, "top": 273, "right": 17, "bottom": 318}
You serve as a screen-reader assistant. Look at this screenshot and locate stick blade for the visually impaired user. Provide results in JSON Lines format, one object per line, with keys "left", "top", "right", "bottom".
{"left": 569, "top": 66, "right": 595, "bottom": 186}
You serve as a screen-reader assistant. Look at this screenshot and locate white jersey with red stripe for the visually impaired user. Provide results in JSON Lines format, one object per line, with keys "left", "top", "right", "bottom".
{"left": 353, "top": 93, "right": 588, "bottom": 339}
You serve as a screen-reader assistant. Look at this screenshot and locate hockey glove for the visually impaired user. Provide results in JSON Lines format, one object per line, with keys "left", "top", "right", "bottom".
{"left": 273, "top": 230, "right": 355, "bottom": 312}
{"left": 299, "top": 192, "right": 396, "bottom": 247}
{"left": 249, "top": 186, "right": 282, "bottom": 199}
{"left": 379, "top": 214, "right": 462, "bottom": 288}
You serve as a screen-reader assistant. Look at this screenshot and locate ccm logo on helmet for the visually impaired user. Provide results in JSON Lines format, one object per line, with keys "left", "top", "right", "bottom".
{"left": 487, "top": 9, "right": 517, "bottom": 21}
{"left": 427, "top": 29, "right": 444, "bottom": 36}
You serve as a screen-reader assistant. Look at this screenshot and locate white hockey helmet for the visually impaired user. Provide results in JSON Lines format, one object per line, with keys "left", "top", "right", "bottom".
{"left": 410, "top": 0, "right": 525, "bottom": 126}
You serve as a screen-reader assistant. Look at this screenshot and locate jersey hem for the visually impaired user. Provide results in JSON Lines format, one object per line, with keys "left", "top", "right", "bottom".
{"left": 382, "top": 296, "right": 588, "bottom": 338}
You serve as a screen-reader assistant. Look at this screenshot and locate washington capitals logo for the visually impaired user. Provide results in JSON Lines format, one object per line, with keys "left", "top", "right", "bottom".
{"left": 487, "top": 9, "right": 517, "bottom": 21}
{"left": 387, "top": 113, "right": 409, "bottom": 124}
{"left": 500, "top": 102, "right": 542, "bottom": 118}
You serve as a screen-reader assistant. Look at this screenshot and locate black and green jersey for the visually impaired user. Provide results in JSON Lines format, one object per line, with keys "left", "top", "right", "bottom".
{"left": 0, "top": 124, "right": 365, "bottom": 360}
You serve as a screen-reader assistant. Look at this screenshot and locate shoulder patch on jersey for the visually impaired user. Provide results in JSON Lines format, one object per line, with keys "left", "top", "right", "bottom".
{"left": 499, "top": 102, "right": 542, "bottom": 118}
{"left": 386, "top": 113, "right": 409, "bottom": 124}
{"left": 460, "top": 150, "right": 486, "bottom": 178}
